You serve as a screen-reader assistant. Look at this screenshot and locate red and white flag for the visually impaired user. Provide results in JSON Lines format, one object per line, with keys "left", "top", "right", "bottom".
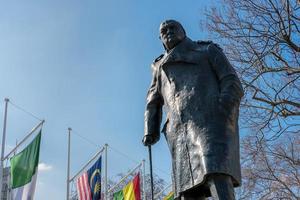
{"left": 76, "top": 172, "right": 92, "bottom": 200}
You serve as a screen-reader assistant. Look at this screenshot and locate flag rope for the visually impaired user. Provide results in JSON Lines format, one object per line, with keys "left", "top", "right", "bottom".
{"left": 68, "top": 129, "right": 171, "bottom": 178}
{"left": 109, "top": 145, "right": 140, "bottom": 165}
{"left": 109, "top": 145, "right": 171, "bottom": 177}
{"left": 9, "top": 100, "right": 43, "bottom": 122}
{"left": 72, "top": 129, "right": 102, "bottom": 149}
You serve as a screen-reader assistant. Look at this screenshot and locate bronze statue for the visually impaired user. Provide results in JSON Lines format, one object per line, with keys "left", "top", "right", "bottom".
{"left": 143, "top": 20, "right": 244, "bottom": 200}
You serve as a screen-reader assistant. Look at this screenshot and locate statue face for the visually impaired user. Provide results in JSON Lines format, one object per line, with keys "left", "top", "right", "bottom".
{"left": 160, "top": 21, "right": 185, "bottom": 50}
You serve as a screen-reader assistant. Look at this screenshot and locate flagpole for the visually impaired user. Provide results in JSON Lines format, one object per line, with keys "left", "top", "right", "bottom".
{"left": 67, "top": 128, "right": 72, "bottom": 200}
{"left": 154, "top": 183, "right": 172, "bottom": 199}
{"left": 107, "top": 162, "right": 142, "bottom": 194}
{"left": 69, "top": 146, "right": 105, "bottom": 182}
{"left": 104, "top": 143, "right": 108, "bottom": 200}
{"left": 3, "top": 120, "right": 44, "bottom": 161}
{"left": 142, "top": 159, "right": 146, "bottom": 200}
{"left": 0, "top": 98, "right": 9, "bottom": 199}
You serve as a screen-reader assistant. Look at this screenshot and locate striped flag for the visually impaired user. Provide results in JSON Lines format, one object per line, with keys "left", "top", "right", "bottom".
{"left": 113, "top": 173, "right": 141, "bottom": 200}
{"left": 10, "top": 130, "right": 41, "bottom": 200}
{"left": 76, "top": 156, "right": 102, "bottom": 200}
{"left": 77, "top": 172, "right": 92, "bottom": 200}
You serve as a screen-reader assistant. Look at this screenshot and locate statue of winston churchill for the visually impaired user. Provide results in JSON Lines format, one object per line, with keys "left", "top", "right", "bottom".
{"left": 143, "top": 20, "right": 244, "bottom": 200}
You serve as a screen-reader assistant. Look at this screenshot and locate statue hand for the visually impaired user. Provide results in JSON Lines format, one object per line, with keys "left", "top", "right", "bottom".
{"left": 142, "top": 135, "right": 156, "bottom": 146}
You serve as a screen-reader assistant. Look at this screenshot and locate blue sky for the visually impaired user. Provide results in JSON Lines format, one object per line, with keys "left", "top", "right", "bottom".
{"left": 0, "top": 1, "right": 217, "bottom": 199}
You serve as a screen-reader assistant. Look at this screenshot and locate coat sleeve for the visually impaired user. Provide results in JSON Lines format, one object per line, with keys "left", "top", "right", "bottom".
{"left": 144, "top": 64, "right": 164, "bottom": 143}
{"left": 207, "top": 43, "right": 244, "bottom": 102}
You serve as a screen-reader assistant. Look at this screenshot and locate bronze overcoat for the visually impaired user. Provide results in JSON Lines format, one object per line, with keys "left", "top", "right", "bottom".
{"left": 144, "top": 37, "right": 244, "bottom": 198}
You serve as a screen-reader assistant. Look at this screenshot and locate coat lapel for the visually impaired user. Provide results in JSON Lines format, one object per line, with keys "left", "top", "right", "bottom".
{"left": 159, "top": 37, "right": 200, "bottom": 69}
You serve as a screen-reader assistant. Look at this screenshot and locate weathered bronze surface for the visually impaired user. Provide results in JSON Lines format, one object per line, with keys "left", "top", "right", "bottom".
{"left": 143, "top": 20, "right": 243, "bottom": 199}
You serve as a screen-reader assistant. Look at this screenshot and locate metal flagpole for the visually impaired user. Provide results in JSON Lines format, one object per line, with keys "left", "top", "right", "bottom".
{"left": 69, "top": 146, "right": 105, "bottom": 182}
{"left": 104, "top": 143, "right": 108, "bottom": 200}
{"left": 3, "top": 120, "right": 44, "bottom": 161}
{"left": 67, "top": 128, "right": 72, "bottom": 200}
{"left": 107, "top": 162, "right": 142, "bottom": 194}
{"left": 142, "top": 159, "right": 146, "bottom": 200}
{"left": 154, "top": 183, "right": 172, "bottom": 199}
{"left": 148, "top": 146, "right": 154, "bottom": 200}
{"left": 0, "top": 98, "right": 9, "bottom": 199}
{"left": 14, "top": 140, "right": 18, "bottom": 156}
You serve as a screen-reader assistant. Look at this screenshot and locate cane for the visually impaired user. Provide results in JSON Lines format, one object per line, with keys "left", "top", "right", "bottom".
{"left": 148, "top": 145, "right": 154, "bottom": 200}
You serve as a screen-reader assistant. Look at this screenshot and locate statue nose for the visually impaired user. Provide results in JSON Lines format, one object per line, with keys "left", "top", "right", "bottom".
{"left": 167, "top": 28, "right": 174, "bottom": 34}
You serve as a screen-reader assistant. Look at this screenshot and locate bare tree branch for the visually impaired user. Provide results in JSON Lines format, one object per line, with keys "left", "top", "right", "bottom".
{"left": 205, "top": 1, "right": 300, "bottom": 198}
{"left": 205, "top": 0, "right": 300, "bottom": 139}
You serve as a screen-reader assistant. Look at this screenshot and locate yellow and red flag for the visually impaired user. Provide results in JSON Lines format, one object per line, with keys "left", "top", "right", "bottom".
{"left": 113, "top": 173, "right": 141, "bottom": 200}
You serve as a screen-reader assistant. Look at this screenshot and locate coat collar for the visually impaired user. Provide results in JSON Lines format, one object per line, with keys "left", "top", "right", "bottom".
{"left": 156, "top": 37, "right": 198, "bottom": 68}
{"left": 165, "top": 37, "right": 197, "bottom": 54}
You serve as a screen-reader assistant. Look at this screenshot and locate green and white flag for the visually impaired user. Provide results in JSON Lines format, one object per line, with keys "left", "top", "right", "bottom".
{"left": 10, "top": 130, "right": 41, "bottom": 200}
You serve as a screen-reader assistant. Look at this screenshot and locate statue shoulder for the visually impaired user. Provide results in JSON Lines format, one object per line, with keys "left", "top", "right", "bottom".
{"left": 197, "top": 40, "right": 214, "bottom": 45}
{"left": 151, "top": 54, "right": 164, "bottom": 71}
{"left": 196, "top": 40, "right": 223, "bottom": 51}
{"left": 153, "top": 54, "right": 164, "bottom": 63}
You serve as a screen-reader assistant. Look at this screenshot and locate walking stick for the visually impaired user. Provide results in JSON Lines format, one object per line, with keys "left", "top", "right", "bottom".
{"left": 148, "top": 145, "right": 154, "bottom": 200}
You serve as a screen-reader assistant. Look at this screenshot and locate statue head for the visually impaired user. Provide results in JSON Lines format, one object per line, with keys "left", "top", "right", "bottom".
{"left": 159, "top": 20, "right": 186, "bottom": 51}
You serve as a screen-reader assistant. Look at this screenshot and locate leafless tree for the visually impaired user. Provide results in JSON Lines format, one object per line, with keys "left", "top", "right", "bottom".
{"left": 205, "top": 1, "right": 300, "bottom": 199}
{"left": 235, "top": 133, "right": 300, "bottom": 199}
{"left": 205, "top": 0, "right": 300, "bottom": 140}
